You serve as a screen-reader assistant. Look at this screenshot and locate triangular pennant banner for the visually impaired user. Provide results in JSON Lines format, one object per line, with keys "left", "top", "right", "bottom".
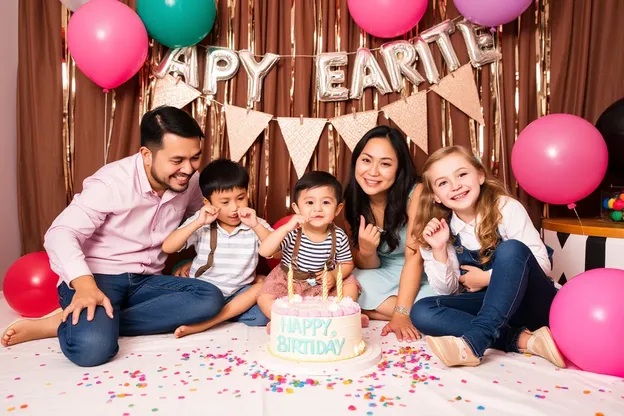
{"left": 382, "top": 91, "right": 428, "bottom": 154}
{"left": 431, "top": 64, "right": 485, "bottom": 126}
{"left": 330, "top": 110, "right": 379, "bottom": 151}
{"left": 151, "top": 74, "right": 201, "bottom": 110}
{"left": 224, "top": 104, "right": 273, "bottom": 162}
{"left": 277, "top": 117, "right": 327, "bottom": 179}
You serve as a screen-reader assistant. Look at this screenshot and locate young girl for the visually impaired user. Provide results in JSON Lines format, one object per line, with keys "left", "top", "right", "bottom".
{"left": 257, "top": 171, "right": 365, "bottom": 328}
{"left": 411, "top": 145, "right": 565, "bottom": 368}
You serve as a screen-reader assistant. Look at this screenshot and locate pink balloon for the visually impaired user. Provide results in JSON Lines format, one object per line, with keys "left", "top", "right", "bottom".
{"left": 348, "top": 0, "right": 427, "bottom": 38}
{"left": 453, "top": 0, "right": 532, "bottom": 27}
{"left": 67, "top": 0, "right": 148, "bottom": 91}
{"left": 511, "top": 114, "right": 608, "bottom": 205}
{"left": 549, "top": 268, "right": 624, "bottom": 378}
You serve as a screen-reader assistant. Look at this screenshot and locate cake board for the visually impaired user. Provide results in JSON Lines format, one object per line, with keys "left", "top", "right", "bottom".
{"left": 254, "top": 342, "right": 383, "bottom": 376}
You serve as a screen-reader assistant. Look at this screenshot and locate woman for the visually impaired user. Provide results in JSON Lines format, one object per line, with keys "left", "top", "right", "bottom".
{"left": 344, "top": 126, "right": 434, "bottom": 342}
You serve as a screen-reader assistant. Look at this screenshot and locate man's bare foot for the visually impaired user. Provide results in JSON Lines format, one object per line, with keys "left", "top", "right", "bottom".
{"left": 266, "top": 321, "right": 271, "bottom": 335}
{"left": 2, "top": 309, "right": 62, "bottom": 347}
{"left": 174, "top": 322, "right": 212, "bottom": 339}
{"left": 361, "top": 314, "right": 370, "bottom": 328}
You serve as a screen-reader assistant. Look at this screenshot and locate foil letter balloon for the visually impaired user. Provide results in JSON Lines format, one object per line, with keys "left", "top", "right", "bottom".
{"left": 154, "top": 46, "right": 199, "bottom": 88}
{"left": 349, "top": 48, "right": 392, "bottom": 100}
{"left": 316, "top": 52, "right": 349, "bottom": 102}
{"left": 456, "top": 20, "right": 499, "bottom": 67}
{"left": 380, "top": 41, "right": 425, "bottom": 92}
{"left": 420, "top": 20, "right": 460, "bottom": 73}
{"left": 413, "top": 37, "right": 440, "bottom": 84}
{"left": 238, "top": 50, "right": 280, "bottom": 103}
{"left": 203, "top": 47, "right": 240, "bottom": 96}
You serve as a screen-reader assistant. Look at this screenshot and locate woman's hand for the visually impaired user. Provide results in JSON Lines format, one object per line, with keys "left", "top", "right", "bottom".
{"left": 358, "top": 215, "right": 381, "bottom": 254}
{"left": 381, "top": 314, "right": 421, "bottom": 342}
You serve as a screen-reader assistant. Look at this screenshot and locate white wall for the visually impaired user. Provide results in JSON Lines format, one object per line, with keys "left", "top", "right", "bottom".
{"left": 0, "top": 0, "right": 20, "bottom": 285}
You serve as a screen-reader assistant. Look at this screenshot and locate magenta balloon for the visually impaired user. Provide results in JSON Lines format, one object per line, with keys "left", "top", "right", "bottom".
{"left": 550, "top": 268, "right": 624, "bottom": 378}
{"left": 347, "top": 0, "right": 428, "bottom": 38}
{"left": 511, "top": 114, "right": 608, "bottom": 205}
{"left": 67, "top": 0, "right": 148, "bottom": 91}
{"left": 454, "top": 0, "right": 532, "bottom": 27}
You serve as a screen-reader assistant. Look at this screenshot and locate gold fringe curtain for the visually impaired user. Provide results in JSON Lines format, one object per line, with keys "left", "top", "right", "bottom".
{"left": 19, "top": 0, "right": 624, "bottom": 254}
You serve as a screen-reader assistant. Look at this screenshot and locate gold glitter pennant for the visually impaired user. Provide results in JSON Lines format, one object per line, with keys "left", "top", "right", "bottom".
{"left": 277, "top": 117, "right": 327, "bottom": 178}
{"left": 330, "top": 110, "right": 379, "bottom": 152}
{"left": 224, "top": 104, "right": 273, "bottom": 162}
{"left": 151, "top": 74, "right": 201, "bottom": 110}
{"left": 432, "top": 64, "right": 485, "bottom": 126}
{"left": 382, "top": 91, "right": 428, "bottom": 154}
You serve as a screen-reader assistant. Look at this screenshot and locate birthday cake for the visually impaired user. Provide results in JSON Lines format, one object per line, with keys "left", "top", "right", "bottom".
{"left": 269, "top": 295, "right": 366, "bottom": 362}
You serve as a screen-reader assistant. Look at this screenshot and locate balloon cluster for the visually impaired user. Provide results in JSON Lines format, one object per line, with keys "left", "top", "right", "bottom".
{"left": 602, "top": 191, "right": 624, "bottom": 222}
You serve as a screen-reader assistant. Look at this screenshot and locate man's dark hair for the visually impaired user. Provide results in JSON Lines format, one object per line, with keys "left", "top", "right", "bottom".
{"left": 199, "top": 159, "right": 249, "bottom": 200}
{"left": 140, "top": 106, "right": 204, "bottom": 150}
{"left": 293, "top": 171, "right": 343, "bottom": 204}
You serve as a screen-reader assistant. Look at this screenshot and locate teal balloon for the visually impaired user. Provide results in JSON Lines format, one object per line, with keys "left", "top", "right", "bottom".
{"left": 137, "top": 0, "right": 216, "bottom": 48}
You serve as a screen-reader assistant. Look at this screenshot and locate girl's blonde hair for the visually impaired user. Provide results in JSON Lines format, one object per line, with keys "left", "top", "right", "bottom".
{"left": 413, "top": 145, "right": 510, "bottom": 264}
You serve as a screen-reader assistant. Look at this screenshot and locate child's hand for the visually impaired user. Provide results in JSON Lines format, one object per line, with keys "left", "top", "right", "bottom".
{"left": 238, "top": 207, "right": 259, "bottom": 228}
{"left": 285, "top": 214, "right": 306, "bottom": 232}
{"left": 358, "top": 215, "right": 381, "bottom": 254}
{"left": 195, "top": 205, "right": 220, "bottom": 226}
{"left": 423, "top": 218, "right": 450, "bottom": 250}
{"left": 459, "top": 266, "right": 490, "bottom": 292}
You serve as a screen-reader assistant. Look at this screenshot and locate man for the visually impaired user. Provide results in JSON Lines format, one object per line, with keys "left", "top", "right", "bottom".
{"left": 1, "top": 106, "right": 225, "bottom": 367}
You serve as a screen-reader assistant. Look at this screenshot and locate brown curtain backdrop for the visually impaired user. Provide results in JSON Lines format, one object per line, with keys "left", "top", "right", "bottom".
{"left": 17, "top": 0, "right": 624, "bottom": 257}
{"left": 548, "top": 0, "right": 624, "bottom": 218}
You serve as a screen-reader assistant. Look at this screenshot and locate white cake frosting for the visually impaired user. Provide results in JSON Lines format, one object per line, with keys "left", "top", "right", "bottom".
{"left": 269, "top": 296, "right": 366, "bottom": 362}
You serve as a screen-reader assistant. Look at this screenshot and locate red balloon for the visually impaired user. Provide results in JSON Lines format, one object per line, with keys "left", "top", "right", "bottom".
{"left": 3, "top": 252, "right": 60, "bottom": 318}
{"left": 265, "top": 215, "right": 294, "bottom": 270}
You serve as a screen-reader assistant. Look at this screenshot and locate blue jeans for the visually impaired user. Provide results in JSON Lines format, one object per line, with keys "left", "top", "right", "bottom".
{"left": 57, "top": 273, "right": 225, "bottom": 367}
{"left": 226, "top": 285, "right": 269, "bottom": 326}
{"left": 411, "top": 240, "right": 558, "bottom": 357}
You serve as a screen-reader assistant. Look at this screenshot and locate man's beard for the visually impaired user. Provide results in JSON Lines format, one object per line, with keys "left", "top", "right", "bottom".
{"left": 151, "top": 166, "right": 192, "bottom": 193}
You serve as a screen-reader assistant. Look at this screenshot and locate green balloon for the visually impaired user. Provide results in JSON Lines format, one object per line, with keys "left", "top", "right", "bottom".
{"left": 610, "top": 210, "right": 623, "bottom": 221}
{"left": 137, "top": 0, "right": 216, "bottom": 48}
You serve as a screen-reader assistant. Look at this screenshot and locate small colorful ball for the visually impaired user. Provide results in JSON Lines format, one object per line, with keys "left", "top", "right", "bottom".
{"left": 620, "top": 193, "right": 624, "bottom": 201}
{"left": 614, "top": 199, "right": 624, "bottom": 211}
{"left": 603, "top": 198, "right": 612, "bottom": 209}
{"left": 610, "top": 210, "right": 623, "bottom": 221}
{"left": 608, "top": 198, "right": 616, "bottom": 209}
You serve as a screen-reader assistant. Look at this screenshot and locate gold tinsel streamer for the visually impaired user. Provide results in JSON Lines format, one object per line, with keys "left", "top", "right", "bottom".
{"left": 246, "top": 0, "right": 258, "bottom": 207}
{"left": 329, "top": 0, "right": 342, "bottom": 177}
{"left": 61, "top": 7, "right": 75, "bottom": 203}
{"left": 286, "top": 1, "right": 296, "bottom": 209}
{"left": 310, "top": 0, "right": 321, "bottom": 172}
{"left": 536, "top": 0, "right": 551, "bottom": 217}
{"left": 493, "top": 27, "right": 506, "bottom": 185}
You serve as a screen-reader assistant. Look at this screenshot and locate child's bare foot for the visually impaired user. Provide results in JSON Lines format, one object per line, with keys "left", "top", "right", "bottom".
{"left": 174, "top": 322, "right": 211, "bottom": 339}
{"left": 266, "top": 321, "right": 271, "bottom": 334}
{"left": 361, "top": 314, "right": 370, "bottom": 328}
{"left": 2, "top": 309, "right": 62, "bottom": 347}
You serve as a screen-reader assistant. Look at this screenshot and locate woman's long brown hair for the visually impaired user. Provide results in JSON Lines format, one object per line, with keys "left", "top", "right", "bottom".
{"left": 413, "top": 146, "right": 510, "bottom": 264}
